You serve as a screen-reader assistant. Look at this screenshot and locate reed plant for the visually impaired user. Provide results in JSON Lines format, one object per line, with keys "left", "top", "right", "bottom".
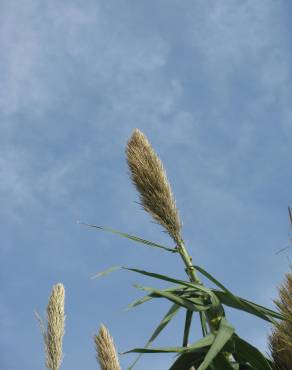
{"left": 87, "top": 129, "right": 285, "bottom": 369}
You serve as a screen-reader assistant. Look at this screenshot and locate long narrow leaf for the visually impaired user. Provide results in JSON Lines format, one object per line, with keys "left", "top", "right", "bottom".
{"left": 79, "top": 222, "right": 177, "bottom": 252}
{"left": 197, "top": 317, "right": 235, "bottom": 370}
{"left": 123, "top": 267, "right": 214, "bottom": 295}
{"left": 140, "top": 303, "right": 180, "bottom": 346}
{"left": 91, "top": 265, "right": 121, "bottom": 279}
{"left": 169, "top": 351, "right": 207, "bottom": 370}
{"left": 212, "top": 353, "right": 237, "bottom": 369}
{"left": 231, "top": 294, "right": 284, "bottom": 320}
{"left": 125, "top": 333, "right": 216, "bottom": 355}
{"left": 186, "top": 333, "right": 217, "bottom": 352}
{"left": 123, "top": 346, "right": 189, "bottom": 354}
{"left": 127, "top": 285, "right": 186, "bottom": 310}
{"left": 213, "top": 290, "right": 283, "bottom": 322}
{"left": 182, "top": 310, "right": 193, "bottom": 347}
{"left": 200, "top": 312, "right": 208, "bottom": 336}
{"left": 195, "top": 265, "right": 257, "bottom": 316}
{"left": 232, "top": 334, "right": 273, "bottom": 370}
{"left": 128, "top": 303, "right": 180, "bottom": 369}
{"left": 194, "top": 265, "right": 237, "bottom": 295}
{"left": 169, "top": 334, "right": 216, "bottom": 370}
{"left": 194, "top": 265, "right": 282, "bottom": 323}
{"left": 134, "top": 284, "right": 210, "bottom": 312}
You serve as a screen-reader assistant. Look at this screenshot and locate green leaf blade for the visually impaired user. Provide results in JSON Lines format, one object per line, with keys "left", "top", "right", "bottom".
{"left": 213, "top": 290, "right": 283, "bottom": 323}
{"left": 197, "top": 318, "right": 235, "bottom": 370}
{"left": 80, "top": 222, "right": 178, "bottom": 252}
{"left": 123, "top": 267, "right": 213, "bottom": 295}
{"left": 127, "top": 285, "right": 186, "bottom": 310}
{"left": 182, "top": 310, "right": 193, "bottom": 347}
{"left": 134, "top": 284, "right": 210, "bottom": 312}
{"left": 233, "top": 335, "right": 273, "bottom": 370}
{"left": 91, "top": 266, "right": 121, "bottom": 279}
{"left": 169, "top": 334, "right": 216, "bottom": 370}
{"left": 128, "top": 303, "right": 180, "bottom": 369}
{"left": 194, "top": 264, "right": 283, "bottom": 322}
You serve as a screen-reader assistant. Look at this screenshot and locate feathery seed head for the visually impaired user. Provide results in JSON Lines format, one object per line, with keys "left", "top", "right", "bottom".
{"left": 94, "top": 324, "right": 121, "bottom": 370}
{"left": 45, "top": 283, "right": 65, "bottom": 370}
{"left": 126, "top": 129, "right": 182, "bottom": 244}
{"left": 268, "top": 273, "right": 292, "bottom": 369}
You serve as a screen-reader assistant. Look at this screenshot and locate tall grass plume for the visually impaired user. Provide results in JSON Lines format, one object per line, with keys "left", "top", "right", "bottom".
{"left": 94, "top": 324, "right": 121, "bottom": 370}
{"left": 268, "top": 273, "right": 292, "bottom": 369}
{"left": 126, "top": 128, "right": 182, "bottom": 244}
{"left": 36, "top": 283, "right": 65, "bottom": 370}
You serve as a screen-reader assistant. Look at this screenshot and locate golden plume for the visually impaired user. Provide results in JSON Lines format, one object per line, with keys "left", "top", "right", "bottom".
{"left": 36, "top": 283, "right": 65, "bottom": 370}
{"left": 126, "top": 129, "right": 182, "bottom": 245}
{"left": 94, "top": 324, "right": 121, "bottom": 370}
{"left": 268, "top": 273, "right": 292, "bottom": 369}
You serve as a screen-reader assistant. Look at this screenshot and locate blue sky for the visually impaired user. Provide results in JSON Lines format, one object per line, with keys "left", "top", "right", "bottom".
{"left": 1, "top": 1, "right": 292, "bottom": 369}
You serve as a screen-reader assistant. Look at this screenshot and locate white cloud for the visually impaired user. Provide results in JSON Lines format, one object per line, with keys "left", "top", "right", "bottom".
{"left": 0, "top": 146, "right": 36, "bottom": 221}
{"left": 0, "top": 0, "right": 171, "bottom": 117}
{"left": 190, "top": 1, "right": 282, "bottom": 66}
{"left": 186, "top": 0, "right": 291, "bottom": 120}
{"left": 0, "top": 2, "right": 50, "bottom": 115}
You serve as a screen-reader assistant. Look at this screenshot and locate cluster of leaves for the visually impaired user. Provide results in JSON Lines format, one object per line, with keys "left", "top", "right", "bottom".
{"left": 92, "top": 225, "right": 284, "bottom": 370}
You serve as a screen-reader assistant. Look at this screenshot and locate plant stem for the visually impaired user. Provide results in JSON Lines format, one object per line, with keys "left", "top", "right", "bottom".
{"left": 178, "top": 241, "right": 201, "bottom": 284}
{"left": 178, "top": 241, "right": 219, "bottom": 333}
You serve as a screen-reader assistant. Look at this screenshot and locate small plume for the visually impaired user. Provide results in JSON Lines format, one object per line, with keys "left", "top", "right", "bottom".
{"left": 37, "top": 283, "right": 65, "bottom": 370}
{"left": 268, "top": 273, "right": 292, "bottom": 369}
{"left": 94, "top": 324, "right": 121, "bottom": 370}
{"left": 126, "top": 129, "right": 182, "bottom": 244}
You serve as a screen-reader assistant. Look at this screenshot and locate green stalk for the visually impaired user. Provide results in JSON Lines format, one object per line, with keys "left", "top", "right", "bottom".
{"left": 177, "top": 241, "right": 235, "bottom": 370}
{"left": 178, "top": 240, "right": 235, "bottom": 370}
{"left": 177, "top": 241, "right": 200, "bottom": 283}
{"left": 177, "top": 241, "right": 220, "bottom": 334}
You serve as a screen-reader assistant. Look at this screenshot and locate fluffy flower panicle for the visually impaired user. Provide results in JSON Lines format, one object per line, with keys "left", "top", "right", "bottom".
{"left": 126, "top": 129, "right": 182, "bottom": 244}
